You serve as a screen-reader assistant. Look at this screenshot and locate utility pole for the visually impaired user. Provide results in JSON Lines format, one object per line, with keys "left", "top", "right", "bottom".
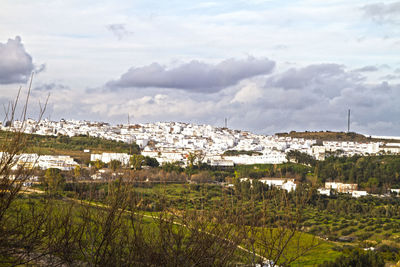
{"left": 224, "top": 118, "right": 227, "bottom": 128}
{"left": 347, "top": 109, "right": 351, "bottom": 133}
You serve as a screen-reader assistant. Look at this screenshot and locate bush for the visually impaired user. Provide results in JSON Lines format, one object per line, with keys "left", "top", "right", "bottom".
{"left": 356, "top": 232, "right": 373, "bottom": 241}
{"left": 383, "top": 224, "right": 392, "bottom": 231}
{"left": 341, "top": 227, "right": 357, "bottom": 236}
{"left": 365, "top": 226, "right": 375, "bottom": 232}
{"left": 319, "top": 248, "right": 385, "bottom": 267}
{"left": 358, "top": 224, "right": 366, "bottom": 230}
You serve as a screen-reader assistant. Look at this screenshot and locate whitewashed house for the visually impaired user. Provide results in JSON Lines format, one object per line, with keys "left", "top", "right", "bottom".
{"left": 259, "top": 178, "right": 297, "bottom": 192}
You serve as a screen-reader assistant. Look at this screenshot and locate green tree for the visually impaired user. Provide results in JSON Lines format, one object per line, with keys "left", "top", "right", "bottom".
{"left": 144, "top": 156, "right": 159, "bottom": 167}
{"left": 109, "top": 160, "right": 122, "bottom": 171}
{"left": 43, "top": 168, "right": 65, "bottom": 194}
{"left": 187, "top": 152, "right": 197, "bottom": 168}
{"left": 74, "top": 165, "right": 81, "bottom": 178}
{"left": 319, "top": 248, "right": 384, "bottom": 267}
{"left": 161, "top": 162, "right": 183, "bottom": 173}
{"left": 130, "top": 154, "right": 145, "bottom": 170}
{"left": 93, "top": 159, "right": 105, "bottom": 170}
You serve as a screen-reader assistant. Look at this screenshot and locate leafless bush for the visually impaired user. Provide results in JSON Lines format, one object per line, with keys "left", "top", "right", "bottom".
{"left": 243, "top": 186, "right": 321, "bottom": 266}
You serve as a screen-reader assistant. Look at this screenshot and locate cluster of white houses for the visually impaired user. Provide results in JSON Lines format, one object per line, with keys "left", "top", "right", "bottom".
{"left": 318, "top": 182, "right": 368, "bottom": 198}
{"left": 0, "top": 152, "right": 79, "bottom": 171}
{"left": 3, "top": 119, "right": 399, "bottom": 167}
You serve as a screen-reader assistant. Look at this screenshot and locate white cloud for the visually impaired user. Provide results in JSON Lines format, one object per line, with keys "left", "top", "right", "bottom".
{"left": 231, "top": 83, "right": 263, "bottom": 103}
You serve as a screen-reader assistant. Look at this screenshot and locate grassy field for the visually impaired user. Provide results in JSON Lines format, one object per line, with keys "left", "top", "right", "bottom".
{"left": 12, "top": 191, "right": 341, "bottom": 266}
{"left": 20, "top": 179, "right": 400, "bottom": 265}
{"left": 61, "top": 182, "right": 354, "bottom": 265}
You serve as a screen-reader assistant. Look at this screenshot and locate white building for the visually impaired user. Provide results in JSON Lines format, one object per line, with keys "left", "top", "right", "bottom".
{"left": 259, "top": 178, "right": 297, "bottom": 192}
{"left": 9, "top": 153, "right": 78, "bottom": 171}
{"left": 38, "top": 155, "right": 78, "bottom": 171}
{"left": 325, "top": 182, "right": 358, "bottom": 193}
{"left": 390, "top": 189, "right": 400, "bottom": 195}
{"left": 90, "top": 153, "right": 131, "bottom": 165}
{"left": 352, "top": 190, "right": 368, "bottom": 198}
{"left": 317, "top": 188, "right": 331, "bottom": 196}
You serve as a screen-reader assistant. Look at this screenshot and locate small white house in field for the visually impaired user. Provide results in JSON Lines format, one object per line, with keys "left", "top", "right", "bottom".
{"left": 390, "top": 189, "right": 400, "bottom": 196}
{"left": 259, "top": 178, "right": 297, "bottom": 192}
{"left": 317, "top": 188, "right": 331, "bottom": 196}
{"left": 91, "top": 153, "right": 130, "bottom": 165}
{"left": 281, "top": 180, "right": 297, "bottom": 192}
{"left": 325, "top": 182, "right": 357, "bottom": 193}
{"left": 210, "top": 159, "right": 234, "bottom": 167}
{"left": 352, "top": 190, "right": 368, "bottom": 198}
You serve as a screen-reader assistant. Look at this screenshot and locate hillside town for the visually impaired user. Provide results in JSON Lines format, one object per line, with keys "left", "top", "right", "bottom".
{"left": 2, "top": 119, "right": 399, "bottom": 168}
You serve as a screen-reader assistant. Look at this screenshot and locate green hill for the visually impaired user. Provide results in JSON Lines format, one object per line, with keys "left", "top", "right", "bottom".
{"left": 275, "top": 131, "right": 400, "bottom": 143}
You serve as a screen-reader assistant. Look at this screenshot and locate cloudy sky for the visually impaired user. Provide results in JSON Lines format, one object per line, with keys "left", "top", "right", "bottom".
{"left": 0, "top": 0, "right": 399, "bottom": 135}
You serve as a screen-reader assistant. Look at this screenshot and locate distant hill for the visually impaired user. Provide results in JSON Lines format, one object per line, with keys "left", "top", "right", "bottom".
{"left": 275, "top": 131, "right": 400, "bottom": 143}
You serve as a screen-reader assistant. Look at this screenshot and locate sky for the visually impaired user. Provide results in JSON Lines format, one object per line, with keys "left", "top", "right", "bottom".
{"left": 0, "top": 0, "right": 399, "bottom": 135}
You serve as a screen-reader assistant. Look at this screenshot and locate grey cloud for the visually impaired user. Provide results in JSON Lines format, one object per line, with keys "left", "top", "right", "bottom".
{"left": 353, "top": 65, "right": 379, "bottom": 72}
{"left": 231, "top": 66, "right": 399, "bottom": 134}
{"left": 0, "top": 36, "right": 35, "bottom": 84}
{"left": 266, "top": 64, "right": 363, "bottom": 98}
{"left": 380, "top": 74, "right": 400, "bottom": 80}
{"left": 54, "top": 61, "right": 400, "bottom": 136}
{"left": 106, "top": 24, "right": 133, "bottom": 40}
{"left": 362, "top": 1, "right": 400, "bottom": 24}
{"left": 34, "top": 83, "right": 69, "bottom": 91}
{"left": 106, "top": 57, "right": 276, "bottom": 93}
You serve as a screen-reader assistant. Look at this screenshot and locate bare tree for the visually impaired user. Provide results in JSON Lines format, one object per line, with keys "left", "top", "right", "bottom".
{"left": 243, "top": 185, "right": 321, "bottom": 266}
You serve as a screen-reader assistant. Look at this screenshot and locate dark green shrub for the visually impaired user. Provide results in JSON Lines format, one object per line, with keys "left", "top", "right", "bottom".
{"left": 318, "top": 248, "right": 384, "bottom": 267}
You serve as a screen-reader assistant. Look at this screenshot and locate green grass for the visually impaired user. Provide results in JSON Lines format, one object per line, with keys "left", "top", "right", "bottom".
{"left": 8, "top": 189, "right": 342, "bottom": 266}
{"left": 13, "top": 182, "right": 400, "bottom": 265}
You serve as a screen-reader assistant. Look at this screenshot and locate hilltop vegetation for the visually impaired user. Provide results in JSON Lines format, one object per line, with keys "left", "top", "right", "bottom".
{"left": 276, "top": 130, "right": 400, "bottom": 143}
{"left": 315, "top": 155, "right": 400, "bottom": 191}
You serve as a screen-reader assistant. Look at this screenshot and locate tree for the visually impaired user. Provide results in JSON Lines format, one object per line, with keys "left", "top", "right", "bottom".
{"left": 161, "top": 162, "right": 183, "bottom": 173}
{"left": 191, "top": 171, "right": 214, "bottom": 183}
{"left": 0, "top": 78, "right": 75, "bottom": 265}
{"left": 43, "top": 168, "right": 65, "bottom": 194}
{"left": 130, "top": 154, "right": 145, "bottom": 170}
{"left": 93, "top": 159, "right": 105, "bottom": 170}
{"left": 109, "top": 159, "right": 122, "bottom": 171}
{"left": 187, "top": 152, "right": 197, "bottom": 168}
{"left": 144, "top": 156, "right": 159, "bottom": 167}
{"left": 319, "top": 248, "right": 385, "bottom": 267}
{"left": 74, "top": 165, "right": 81, "bottom": 178}
{"left": 243, "top": 186, "right": 321, "bottom": 266}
